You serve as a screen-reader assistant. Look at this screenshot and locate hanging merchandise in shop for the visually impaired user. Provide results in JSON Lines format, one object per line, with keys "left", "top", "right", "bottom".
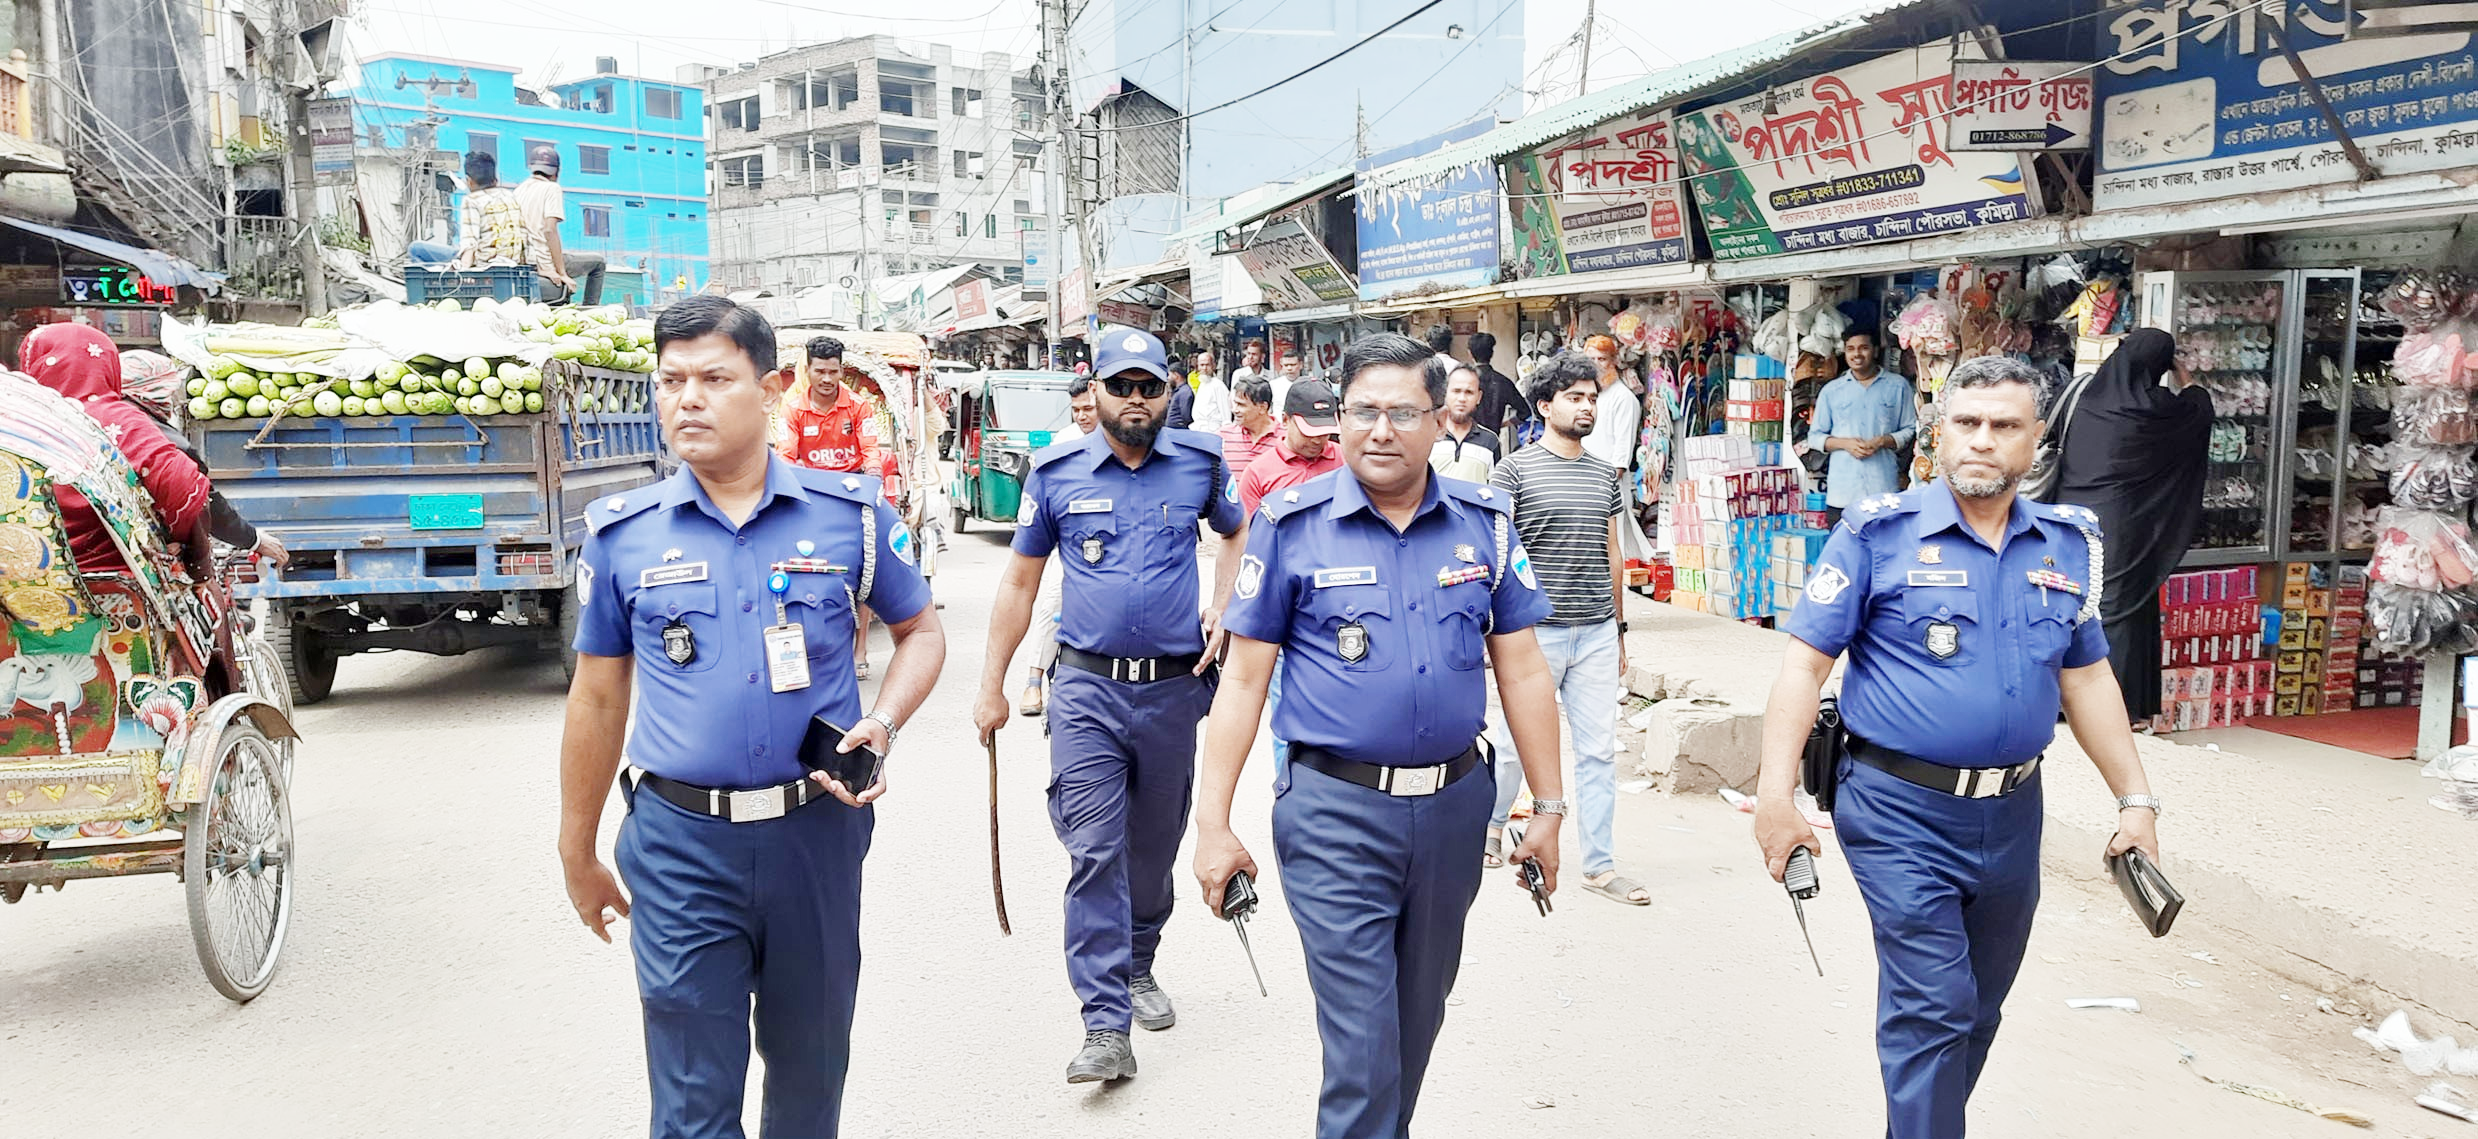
{"left": 1356, "top": 119, "right": 1503, "bottom": 303}
{"left": 1237, "top": 219, "right": 1358, "bottom": 310}
{"left": 1674, "top": 36, "right": 2040, "bottom": 261}
{"left": 1504, "top": 107, "right": 1691, "bottom": 279}
{"left": 2369, "top": 270, "right": 2478, "bottom": 656}
{"left": 2094, "top": 1, "right": 2478, "bottom": 211}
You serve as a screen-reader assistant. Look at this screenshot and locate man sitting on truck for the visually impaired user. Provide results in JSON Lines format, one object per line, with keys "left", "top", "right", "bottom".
{"left": 777, "top": 335, "right": 887, "bottom": 678}
{"left": 454, "top": 151, "right": 536, "bottom": 273}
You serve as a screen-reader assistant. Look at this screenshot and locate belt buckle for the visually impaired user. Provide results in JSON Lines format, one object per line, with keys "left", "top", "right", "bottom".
{"left": 1964, "top": 767, "right": 2007, "bottom": 799}
{"left": 1387, "top": 765, "right": 1442, "bottom": 797}
{"left": 727, "top": 785, "right": 787, "bottom": 822}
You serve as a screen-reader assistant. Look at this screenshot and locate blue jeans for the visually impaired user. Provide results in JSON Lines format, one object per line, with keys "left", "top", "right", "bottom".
{"left": 1485, "top": 619, "right": 1622, "bottom": 876}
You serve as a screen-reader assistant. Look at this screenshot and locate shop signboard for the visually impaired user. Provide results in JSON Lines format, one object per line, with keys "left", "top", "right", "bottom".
{"left": 1948, "top": 60, "right": 2094, "bottom": 149}
{"left": 1057, "top": 266, "right": 1090, "bottom": 330}
{"left": 1676, "top": 38, "right": 2038, "bottom": 261}
{"left": 953, "top": 279, "right": 990, "bottom": 321}
{"left": 309, "top": 97, "right": 355, "bottom": 184}
{"left": 1503, "top": 107, "right": 1690, "bottom": 279}
{"left": 1355, "top": 119, "right": 1502, "bottom": 302}
{"left": 1236, "top": 218, "right": 1357, "bottom": 309}
{"left": 2093, "top": 1, "right": 2478, "bottom": 210}
{"left": 1189, "top": 250, "right": 1226, "bottom": 321}
{"left": 1021, "top": 230, "right": 1051, "bottom": 297}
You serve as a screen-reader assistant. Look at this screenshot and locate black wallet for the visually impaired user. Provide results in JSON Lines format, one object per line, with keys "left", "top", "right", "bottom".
{"left": 1802, "top": 698, "right": 1845, "bottom": 814}
{"left": 2109, "top": 848, "right": 2182, "bottom": 938}
{"left": 797, "top": 717, "right": 884, "bottom": 791}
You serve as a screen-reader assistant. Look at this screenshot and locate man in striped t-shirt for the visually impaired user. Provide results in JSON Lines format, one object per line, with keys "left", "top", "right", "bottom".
{"left": 1484, "top": 351, "right": 1647, "bottom": 906}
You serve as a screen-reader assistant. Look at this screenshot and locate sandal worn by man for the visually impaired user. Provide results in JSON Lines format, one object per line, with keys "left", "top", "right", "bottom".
{"left": 1583, "top": 873, "right": 1651, "bottom": 906}
{"left": 1482, "top": 833, "right": 1504, "bottom": 869}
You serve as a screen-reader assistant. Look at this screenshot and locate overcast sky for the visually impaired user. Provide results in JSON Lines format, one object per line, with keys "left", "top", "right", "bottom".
{"left": 347, "top": 0, "right": 1876, "bottom": 102}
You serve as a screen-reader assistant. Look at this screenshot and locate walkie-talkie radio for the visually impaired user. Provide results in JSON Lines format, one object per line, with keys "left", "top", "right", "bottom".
{"left": 1506, "top": 826, "right": 1551, "bottom": 916}
{"left": 1783, "top": 845, "right": 1823, "bottom": 976}
{"left": 1223, "top": 869, "right": 1268, "bottom": 996}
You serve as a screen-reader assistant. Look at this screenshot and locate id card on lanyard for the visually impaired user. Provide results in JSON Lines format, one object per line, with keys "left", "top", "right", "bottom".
{"left": 765, "top": 570, "right": 811, "bottom": 692}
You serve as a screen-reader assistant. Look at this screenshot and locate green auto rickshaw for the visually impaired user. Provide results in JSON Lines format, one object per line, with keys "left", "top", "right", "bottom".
{"left": 942, "top": 369, "right": 1078, "bottom": 532}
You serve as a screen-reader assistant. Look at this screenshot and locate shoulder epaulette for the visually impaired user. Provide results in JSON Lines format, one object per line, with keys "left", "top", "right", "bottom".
{"left": 1839, "top": 490, "right": 1924, "bottom": 534}
{"left": 1440, "top": 476, "right": 1513, "bottom": 514}
{"left": 1261, "top": 477, "right": 1339, "bottom": 522}
{"left": 792, "top": 465, "right": 883, "bottom": 506}
{"left": 586, "top": 490, "right": 661, "bottom": 535}
{"left": 1031, "top": 434, "right": 1091, "bottom": 469}
{"left": 1162, "top": 427, "right": 1228, "bottom": 457}
{"left": 2034, "top": 499, "right": 2107, "bottom": 539}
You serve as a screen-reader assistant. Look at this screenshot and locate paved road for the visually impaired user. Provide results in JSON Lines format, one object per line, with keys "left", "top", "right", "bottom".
{"left": 0, "top": 523, "right": 2444, "bottom": 1136}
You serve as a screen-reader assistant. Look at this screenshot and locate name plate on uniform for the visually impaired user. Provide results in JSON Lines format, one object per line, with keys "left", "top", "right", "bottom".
{"left": 1313, "top": 567, "right": 1379, "bottom": 589}
{"left": 1068, "top": 498, "right": 1114, "bottom": 514}
{"left": 641, "top": 562, "right": 711, "bottom": 588}
{"left": 1906, "top": 570, "right": 1968, "bottom": 587}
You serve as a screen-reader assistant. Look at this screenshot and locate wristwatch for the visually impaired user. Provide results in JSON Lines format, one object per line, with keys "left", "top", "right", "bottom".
{"left": 865, "top": 708, "right": 900, "bottom": 745}
{"left": 1530, "top": 798, "right": 1571, "bottom": 817}
{"left": 2115, "top": 793, "right": 2163, "bottom": 816}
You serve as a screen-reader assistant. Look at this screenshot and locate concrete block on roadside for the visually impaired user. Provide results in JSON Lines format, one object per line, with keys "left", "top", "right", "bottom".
{"left": 1626, "top": 663, "right": 1718, "bottom": 704}
{"left": 1639, "top": 699, "right": 1762, "bottom": 794}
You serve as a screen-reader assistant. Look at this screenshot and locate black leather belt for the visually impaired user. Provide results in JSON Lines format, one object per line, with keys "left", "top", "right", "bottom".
{"left": 1058, "top": 646, "right": 1202, "bottom": 684}
{"left": 1289, "top": 742, "right": 1482, "bottom": 798}
{"left": 1848, "top": 736, "right": 2040, "bottom": 799}
{"left": 632, "top": 770, "right": 824, "bottom": 822}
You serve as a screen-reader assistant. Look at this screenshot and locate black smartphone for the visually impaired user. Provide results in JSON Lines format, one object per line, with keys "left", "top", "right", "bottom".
{"left": 798, "top": 717, "right": 884, "bottom": 792}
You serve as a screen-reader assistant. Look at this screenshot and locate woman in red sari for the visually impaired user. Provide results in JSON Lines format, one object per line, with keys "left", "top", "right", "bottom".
{"left": 18, "top": 323, "right": 210, "bottom": 572}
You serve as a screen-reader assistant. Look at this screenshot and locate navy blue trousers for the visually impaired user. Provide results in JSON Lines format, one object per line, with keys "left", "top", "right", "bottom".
{"left": 616, "top": 782, "right": 873, "bottom": 1139}
{"left": 1273, "top": 758, "right": 1492, "bottom": 1139}
{"left": 1045, "top": 667, "right": 1211, "bottom": 1032}
{"left": 1836, "top": 757, "right": 2044, "bottom": 1139}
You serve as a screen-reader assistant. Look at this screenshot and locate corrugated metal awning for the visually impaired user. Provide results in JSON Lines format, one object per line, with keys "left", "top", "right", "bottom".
{"left": 0, "top": 214, "right": 224, "bottom": 289}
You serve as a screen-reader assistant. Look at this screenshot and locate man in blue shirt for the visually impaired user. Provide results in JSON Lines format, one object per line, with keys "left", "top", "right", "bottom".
{"left": 557, "top": 296, "right": 948, "bottom": 1138}
{"left": 1805, "top": 331, "right": 1918, "bottom": 523}
{"left": 1754, "top": 355, "right": 2163, "bottom": 1139}
{"left": 1193, "top": 332, "right": 1570, "bottom": 1139}
{"left": 975, "top": 327, "right": 1245, "bottom": 1083}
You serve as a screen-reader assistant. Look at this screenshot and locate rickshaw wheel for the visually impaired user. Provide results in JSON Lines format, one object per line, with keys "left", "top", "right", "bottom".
{"left": 242, "top": 631, "right": 297, "bottom": 781}
{"left": 266, "top": 611, "right": 336, "bottom": 705}
{"left": 183, "top": 719, "right": 295, "bottom": 1003}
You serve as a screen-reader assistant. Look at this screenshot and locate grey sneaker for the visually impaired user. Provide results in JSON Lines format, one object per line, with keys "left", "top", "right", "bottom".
{"left": 1066, "top": 1029, "right": 1137, "bottom": 1083}
{"left": 1129, "top": 973, "right": 1177, "bottom": 1031}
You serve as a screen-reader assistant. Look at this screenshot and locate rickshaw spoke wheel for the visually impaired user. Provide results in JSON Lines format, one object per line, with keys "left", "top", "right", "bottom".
{"left": 184, "top": 722, "right": 295, "bottom": 1003}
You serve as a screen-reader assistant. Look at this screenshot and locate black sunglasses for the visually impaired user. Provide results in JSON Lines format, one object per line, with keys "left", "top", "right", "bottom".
{"left": 1102, "top": 376, "right": 1170, "bottom": 399}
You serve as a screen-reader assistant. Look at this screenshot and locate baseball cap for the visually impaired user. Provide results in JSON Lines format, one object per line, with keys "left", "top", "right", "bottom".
{"left": 1093, "top": 328, "right": 1170, "bottom": 383}
{"left": 529, "top": 144, "right": 561, "bottom": 176}
{"left": 1283, "top": 379, "right": 1340, "bottom": 436}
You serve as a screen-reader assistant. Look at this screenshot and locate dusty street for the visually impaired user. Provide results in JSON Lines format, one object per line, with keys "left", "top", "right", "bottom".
{"left": 0, "top": 524, "right": 2453, "bottom": 1137}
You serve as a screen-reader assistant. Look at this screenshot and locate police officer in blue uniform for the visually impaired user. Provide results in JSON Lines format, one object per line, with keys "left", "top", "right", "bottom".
{"left": 974, "top": 327, "right": 1246, "bottom": 1083}
{"left": 1754, "top": 355, "right": 2163, "bottom": 1139}
{"left": 558, "top": 296, "right": 948, "bottom": 1138}
{"left": 1193, "top": 333, "right": 1571, "bottom": 1139}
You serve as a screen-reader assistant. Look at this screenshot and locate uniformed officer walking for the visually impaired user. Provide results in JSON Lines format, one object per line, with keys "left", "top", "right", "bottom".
{"left": 974, "top": 327, "right": 1245, "bottom": 1083}
{"left": 1193, "top": 332, "right": 1570, "bottom": 1139}
{"left": 1753, "top": 355, "right": 2163, "bottom": 1139}
{"left": 558, "top": 296, "right": 948, "bottom": 1137}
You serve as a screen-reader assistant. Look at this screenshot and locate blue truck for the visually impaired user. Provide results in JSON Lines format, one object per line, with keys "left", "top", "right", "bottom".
{"left": 192, "top": 368, "right": 664, "bottom": 702}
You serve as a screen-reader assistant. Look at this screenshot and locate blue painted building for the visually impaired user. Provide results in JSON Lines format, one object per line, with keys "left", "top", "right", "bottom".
{"left": 349, "top": 54, "right": 710, "bottom": 297}
{"left": 1067, "top": 0, "right": 1523, "bottom": 269}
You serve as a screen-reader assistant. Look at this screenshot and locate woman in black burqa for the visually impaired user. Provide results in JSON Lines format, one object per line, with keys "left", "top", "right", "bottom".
{"left": 2054, "top": 328, "right": 2213, "bottom": 728}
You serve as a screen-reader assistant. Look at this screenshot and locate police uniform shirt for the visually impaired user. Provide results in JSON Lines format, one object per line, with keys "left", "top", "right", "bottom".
{"left": 1784, "top": 486, "right": 2108, "bottom": 769}
{"left": 1012, "top": 427, "right": 1245, "bottom": 658}
{"left": 573, "top": 456, "right": 933, "bottom": 788}
{"left": 1223, "top": 472, "right": 1553, "bottom": 767}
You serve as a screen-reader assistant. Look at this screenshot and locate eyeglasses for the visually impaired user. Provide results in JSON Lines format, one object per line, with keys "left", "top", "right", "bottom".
{"left": 1342, "top": 404, "right": 1435, "bottom": 430}
{"left": 1102, "top": 377, "right": 1170, "bottom": 399}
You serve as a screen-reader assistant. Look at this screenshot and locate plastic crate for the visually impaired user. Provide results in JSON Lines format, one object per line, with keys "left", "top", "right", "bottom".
{"left": 405, "top": 265, "right": 538, "bottom": 304}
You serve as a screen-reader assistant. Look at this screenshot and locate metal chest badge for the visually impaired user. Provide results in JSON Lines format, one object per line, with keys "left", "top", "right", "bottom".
{"left": 1924, "top": 621, "right": 1959, "bottom": 660}
{"left": 1081, "top": 534, "right": 1105, "bottom": 564}
{"left": 1917, "top": 544, "right": 1942, "bottom": 565}
{"left": 1337, "top": 621, "right": 1369, "bottom": 663}
{"left": 662, "top": 620, "right": 698, "bottom": 665}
